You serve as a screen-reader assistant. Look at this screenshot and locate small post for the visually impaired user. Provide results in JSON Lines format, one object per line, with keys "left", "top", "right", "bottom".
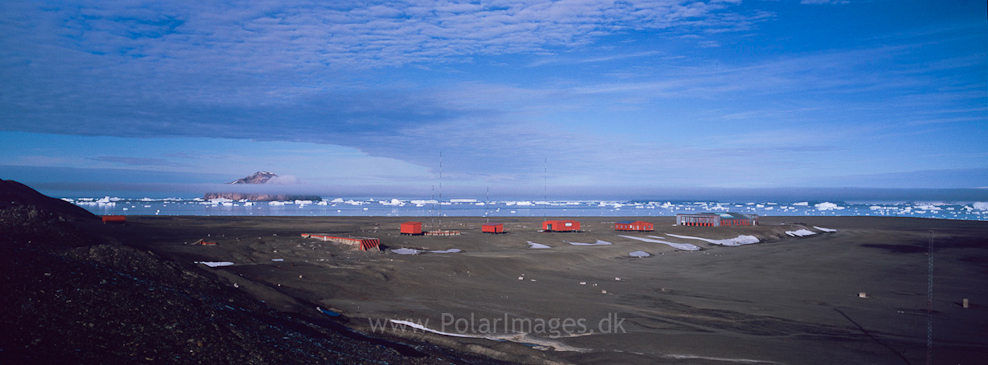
{"left": 858, "top": 292, "right": 867, "bottom": 298}
{"left": 963, "top": 298, "right": 969, "bottom": 309}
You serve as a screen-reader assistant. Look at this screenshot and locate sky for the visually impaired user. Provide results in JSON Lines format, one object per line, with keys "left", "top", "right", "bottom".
{"left": 1, "top": 0, "right": 986, "bottom": 200}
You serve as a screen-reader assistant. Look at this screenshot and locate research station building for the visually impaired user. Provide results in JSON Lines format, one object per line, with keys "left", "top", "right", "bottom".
{"left": 676, "top": 213, "right": 758, "bottom": 227}
{"left": 542, "top": 220, "right": 580, "bottom": 232}
{"left": 614, "top": 220, "right": 653, "bottom": 232}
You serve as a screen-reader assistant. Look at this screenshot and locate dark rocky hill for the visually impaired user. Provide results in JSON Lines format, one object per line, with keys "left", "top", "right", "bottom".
{"left": 0, "top": 179, "right": 498, "bottom": 364}
{"left": 229, "top": 171, "right": 278, "bottom": 184}
{"left": 0, "top": 179, "right": 96, "bottom": 223}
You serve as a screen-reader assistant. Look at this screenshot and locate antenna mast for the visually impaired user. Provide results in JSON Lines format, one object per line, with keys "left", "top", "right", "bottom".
{"left": 543, "top": 158, "right": 547, "bottom": 219}
{"left": 439, "top": 151, "right": 443, "bottom": 231}
{"left": 927, "top": 230, "right": 934, "bottom": 365}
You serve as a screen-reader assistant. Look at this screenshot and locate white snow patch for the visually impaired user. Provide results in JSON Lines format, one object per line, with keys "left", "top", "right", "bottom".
{"left": 271, "top": 259, "right": 284, "bottom": 262}
{"left": 429, "top": 249, "right": 462, "bottom": 254}
{"left": 785, "top": 229, "right": 816, "bottom": 237}
{"left": 389, "top": 320, "right": 480, "bottom": 338}
{"left": 815, "top": 202, "right": 840, "bottom": 210}
{"left": 972, "top": 202, "right": 988, "bottom": 210}
{"left": 620, "top": 235, "right": 701, "bottom": 251}
{"left": 391, "top": 248, "right": 420, "bottom": 255}
{"left": 567, "top": 240, "right": 613, "bottom": 246}
{"left": 813, "top": 226, "right": 837, "bottom": 233}
{"left": 195, "top": 261, "right": 235, "bottom": 267}
{"left": 666, "top": 234, "right": 759, "bottom": 246}
{"left": 387, "top": 320, "right": 589, "bottom": 352}
{"left": 527, "top": 241, "right": 551, "bottom": 249}
{"left": 629, "top": 251, "right": 651, "bottom": 257}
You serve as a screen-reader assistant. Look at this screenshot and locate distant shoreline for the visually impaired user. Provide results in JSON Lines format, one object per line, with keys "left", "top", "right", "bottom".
{"left": 64, "top": 196, "right": 988, "bottom": 221}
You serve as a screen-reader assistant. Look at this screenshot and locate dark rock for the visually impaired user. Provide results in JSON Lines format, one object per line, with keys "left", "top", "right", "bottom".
{"left": 229, "top": 171, "right": 278, "bottom": 185}
{"left": 0, "top": 180, "right": 501, "bottom": 364}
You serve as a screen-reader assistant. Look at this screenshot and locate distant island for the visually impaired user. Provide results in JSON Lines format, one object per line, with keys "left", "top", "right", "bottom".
{"left": 204, "top": 172, "right": 321, "bottom": 201}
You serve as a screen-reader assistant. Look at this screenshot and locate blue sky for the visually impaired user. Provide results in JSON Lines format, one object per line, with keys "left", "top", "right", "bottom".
{"left": 1, "top": 0, "right": 985, "bottom": 199}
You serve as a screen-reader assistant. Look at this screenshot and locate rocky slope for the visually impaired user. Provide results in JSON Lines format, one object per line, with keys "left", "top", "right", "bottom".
{"left": 0, "top": 179, "right": 498, "bottom": 364}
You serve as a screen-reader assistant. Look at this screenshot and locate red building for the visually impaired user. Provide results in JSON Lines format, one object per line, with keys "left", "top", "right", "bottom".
{"left": 482, "top": 223, "right": 504, "bottom": 234}
{"left": 302, "top": 234, "right": 380, "bottom": 251}
{"left": 101, "top": 215, "right": 126, "bottom": 224}
{"left": 542, "top": 220, "right": 580, "bottom": 232}
{"left": 400, "top": 221, "right": 423, "bottom": 235}
{"left": 614, "top": 220, "right": 653, "bottom": 232}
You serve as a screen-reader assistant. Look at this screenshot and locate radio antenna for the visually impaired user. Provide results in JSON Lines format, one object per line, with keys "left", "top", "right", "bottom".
{"left": 927, "top": 230, "right": 934, "bottom": 365}
{"left": 439, "top": 151, "right": 443, "bottom": 231}
{"left": 543, "top": 158, "right": 547, "bottom": 219}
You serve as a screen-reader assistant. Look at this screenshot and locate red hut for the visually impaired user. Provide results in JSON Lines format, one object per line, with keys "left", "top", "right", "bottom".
{"left": 303, "top": 234, "right": 380, "bottom": 251}
{"left": 482, "top": 223, "right": 504, "bottom": 234}
{"left": 101, "top": 215, "right": 126, "bottom": 224}
{"left": 542, "top": 220, "right": 580, "bottom": 232}
{"left": 400, "top": 221, "right": 423, "bottom": 235}
{"left": 614, "top": 220, "right": 653, "bottom": 232}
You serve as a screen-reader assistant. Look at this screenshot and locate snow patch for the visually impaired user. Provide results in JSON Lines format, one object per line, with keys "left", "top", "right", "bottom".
{"left": 195, "top": 261, "right": 234, "bottom": 267}
{"left": 814, "top": 202, "right": 840, "bottom": 210}
{"left": 527, "top": 241, "right": 551, "bottom": 249}
{"left": 973, "top": 202, "right": 988, "bottom": 210}
{"left": 428, "top": 249, "right": 462, "bottom": 254}
{"left": 666, "top": 234, "right": 759, "bottom": 246}
{"left": 620, "top": 235, "right": 701, "bottom": 251}
{"left": 813, "top": 226, "right": 837, "bottom": 232}
{"left": 629, "top": 250, "right": 651, "bottom": 257}
{"left": 390, "top": 320, "right": 479, "bottom": 338}
{"left": 567, "top": 240, "right": 613, "bottom": 246}
{"left": 786, "top": 229, "right": 816, "bottom": 237}
{"left": 391, "top": 248, "right": 420, "bottom": 255}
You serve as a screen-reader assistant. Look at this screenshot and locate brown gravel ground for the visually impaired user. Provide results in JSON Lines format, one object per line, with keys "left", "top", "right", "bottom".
{"left": 0, "top": 179, "right": 511, "bottom": 365}
{"left": 3, "top": 178, "right": 987, "bottom": 364}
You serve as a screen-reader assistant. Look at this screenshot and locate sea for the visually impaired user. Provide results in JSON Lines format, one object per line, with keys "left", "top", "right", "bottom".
{"left": 64, "top": 196, "right": 988, "bottom": 221}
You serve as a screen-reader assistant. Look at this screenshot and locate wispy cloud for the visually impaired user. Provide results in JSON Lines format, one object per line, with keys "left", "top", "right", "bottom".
{"left": 5, "top": 0, "right": 758, "bottom": 71}
{"left": 1, "top": 0, "right": 984, "bottom": 191}
{"left": 89, "top": 156, "right": 182, "bottom": 167}
{"left": 528, "top": 51, "right": 662, "bottom": 67}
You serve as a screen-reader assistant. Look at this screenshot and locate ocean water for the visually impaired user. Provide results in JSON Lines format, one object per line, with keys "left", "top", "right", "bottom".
{"left": 65, "top": 197, "right": 988, "bottom": 221}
